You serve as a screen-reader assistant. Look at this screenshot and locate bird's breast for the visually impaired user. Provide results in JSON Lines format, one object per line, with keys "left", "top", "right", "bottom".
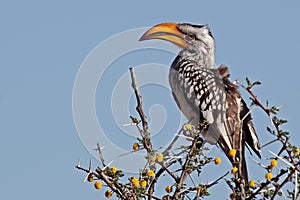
{"left": 169, "top": 57, "right": 227, "bottom": 125}
{"left": 169, "top": 72, "right": 200, "bottom": 124}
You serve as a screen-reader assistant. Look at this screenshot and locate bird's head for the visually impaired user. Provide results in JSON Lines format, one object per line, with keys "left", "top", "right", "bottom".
{"left": 140, "top": 22, "right": 215, "bottom": 67}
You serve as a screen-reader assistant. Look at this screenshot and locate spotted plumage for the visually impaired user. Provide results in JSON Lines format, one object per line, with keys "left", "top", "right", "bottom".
{"left": 140, "top": 22, "right": 261, "bottom": 181}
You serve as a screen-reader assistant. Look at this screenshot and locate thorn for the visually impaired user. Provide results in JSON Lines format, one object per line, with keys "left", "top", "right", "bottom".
{"left": 241, "top": 105, "right": 257, "bottom": 121}
{"left": 185, "top": 189, "right": 197, "bottom": 193}
{"left": 165, "top": 155, "right": 183, "bottom": 159}
{"left": 89, "top": 159, "right": 92, "bottom": 171}
{"left": 122, "top": 123, "right": 136, "bottom": 127}
{"left": 83, "top": 172, "right": 91, "bottom": 183}
{"left": 93, "top": 146, "right": 104, "bottom": 151}
{"left": 268, "top": 150, "right": 294, "bottom": 168}
{"left": 102, "top": 160, "right": 114, "bottom": 170}
{"left": 118, "top": 151, "right": 136, "bottom": 157}
{"left": 249, "top": 156, "right": 267, "bottom": 169}
{"left": 177, "top": 134, "right": 193, "bottom": 140}
{"left": 277, "top": 105, "right": 284, "bottom": 110}
{"left": 188, "top": 173, "right": 197, "bottom": 187}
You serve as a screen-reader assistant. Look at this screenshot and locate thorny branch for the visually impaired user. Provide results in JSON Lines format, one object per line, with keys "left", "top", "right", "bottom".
{"left": 271, "top": 167, "right": 297, "bottom": 200}
{"left": 75, "top": 155, "right": 128, "bottom": 199}
{"left": 246, "top": 169, "right": 288, "bottom": 199}
{"left": 129, "top": 68, "right": 149, "bottom": 136}
{"left": 237, "top": 78, "right": 299, "bottom": 200}
{"left": 130, "top": 67, "right": 152, "bottom": 153}
{"left": 237, "top": 80, "right": 299, "bottom": 171}
{"left": 76, "top": 70, "right": 299, "bottom": 200}
{"left": 173, "top": 134, "right": 200, "bottom": 199}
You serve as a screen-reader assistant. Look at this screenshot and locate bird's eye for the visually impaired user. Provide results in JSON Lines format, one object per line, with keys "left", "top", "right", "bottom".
{"left": 185, "top": 34, "right": 195, "bottom": 41}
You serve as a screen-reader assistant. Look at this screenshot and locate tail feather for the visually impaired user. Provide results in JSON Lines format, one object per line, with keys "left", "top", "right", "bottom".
{"left": 217, "top": 65, "right": 261, "bottom": 182}
{"left": 240, "top": 99, "right": 261, "bottom": 158}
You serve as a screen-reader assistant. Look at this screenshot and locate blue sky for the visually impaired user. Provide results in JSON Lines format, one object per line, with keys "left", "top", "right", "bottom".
{"left": 1, "top": 1, "right": 300, "bottom": 199}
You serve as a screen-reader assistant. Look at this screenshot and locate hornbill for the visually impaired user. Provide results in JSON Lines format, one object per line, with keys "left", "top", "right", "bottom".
{"left": 139, "top": 22, "right": 261, "bottom": 181}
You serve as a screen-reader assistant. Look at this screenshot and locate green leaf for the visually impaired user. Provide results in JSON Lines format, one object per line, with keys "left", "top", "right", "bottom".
{"left": 252, "top": 81, "right": 262, "bottom": 86}
{"left": 269, "top": 106, "right": 280, "bottom": 114}
{"left": 246, "top": 77, "right": 251, "bottom": 87}
{"left": 267, "top": 127, "right": 275, "bottom": 135}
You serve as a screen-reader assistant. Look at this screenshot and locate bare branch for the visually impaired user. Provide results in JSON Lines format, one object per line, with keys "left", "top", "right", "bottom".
{"left": 129, "top": 67, "right": 153, "bottom": 154}
{"left": 129, "top": 67, "right": 149, "bottom": 135}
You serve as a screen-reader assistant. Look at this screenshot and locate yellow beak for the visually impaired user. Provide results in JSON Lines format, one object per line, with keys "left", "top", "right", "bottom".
{"left": 139, "top": 22, "right": 187, "bottom": 48}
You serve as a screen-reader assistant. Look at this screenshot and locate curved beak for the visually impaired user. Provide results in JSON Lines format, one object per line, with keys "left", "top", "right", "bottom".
{"left": 139, "top": 22, "right": 187, "bottom": 48}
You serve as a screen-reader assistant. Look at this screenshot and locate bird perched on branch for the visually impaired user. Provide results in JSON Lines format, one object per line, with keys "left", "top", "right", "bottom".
{"left": 139, "top": 22, "right": 261, "bottom": 181}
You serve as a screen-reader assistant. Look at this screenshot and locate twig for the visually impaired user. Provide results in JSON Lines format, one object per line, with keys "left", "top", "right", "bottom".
{"left": 236, "top": 80, "right": 270, "bottom": 116}
{"left": 261, "top": 139, "right": 279, "bottom": 149}
{"left": 180, "top": 172, "right": 230, "bottom": 198}
{"left": 225, "top": 178, "right": 235, "bottom": 192}
{"left": 246, "top": 169, "right": 289, "bottom": 199}
{"left": 76, "top": 161, "right": 96, "bottom": 175}
{"left": 148, "top": 159, "right": 177, "bottom": 199}
{"left": 129, "top": 67, "right": 149, "bottom": 135}
{"left": 207, "top": 172, "right": 230, "bottom": 188}
{"left": 76, "top": 162, "right": 127, "bottom": 199}
{"left": 173, "top": 135, "right": 199, "bottom": 199}
{"left": 271, "top": 167, "right": 296, "bottom": 200}
{"left": 94, "top": 142, "right": 105, "bottom": 166}
{"left": 162, "top": 126, "right": 184, "bottom": 156}
{"left": 129, "top": 67, "right": 157, "bottom": 199}
{"left": 129, "top": 67, "right": 152, "bottom": 154}
{"left": 237, "top": 80, "right": 299, "bottom": 172}
{"left": 161, "top": 162, "right": 179, "bottom": 181}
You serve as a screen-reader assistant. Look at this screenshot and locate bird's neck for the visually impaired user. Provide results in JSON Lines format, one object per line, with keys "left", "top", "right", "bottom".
{"left": 179, "top": 46, "right": 215, "bottom": 68}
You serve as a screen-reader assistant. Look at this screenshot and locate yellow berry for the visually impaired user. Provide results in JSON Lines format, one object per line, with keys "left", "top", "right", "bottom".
{"left": 140, "top": 180, "right": 147, "bottom": 188}
{"left": 165, "top": 185, "right": 172, "bottom": 193}
{"left": 87, "top": 175, "right": 94, "bottom": 182}
{"left": 130, "top": 177, "right": 139, "bottom": 187}
{"left": 229, "top": 149, "right": 237, "bottom": 157}
{"left": 156, "top": 153, "right": 164, "bottom": 162}
{"left": 294, "top": 148, "right": 299, "bottom": 155}
{"left": 196, "top": 185, "right": 202, "bottom": 191}
{"left": 105, "top": 190, "right": 113, "bottom": 198}
{"left": 184, "top": 124, "right": 193, "bottom": 131}
{"left": 229, "top": 193, "right": 236, "bottom": 199}
{"left": 133, "top": 143, "right": 140, "bottom": 151}
{"left": 94, "top": 181, "right": 102, "bottom": 189}
{"left": 110, "top": 166, "right": 118, "bottom": 174}
{"left": 231, "top": 167, "right": 238, "bottom": 175}
{"left": 214, "top": 157, "right": 221, "bottom": 165}
{"left": 147, "top": 170, "right": 155, "bottom": 177}
{"left": 270, "top": 160, "right": 278, "bottom": 168}
{"left": 265, "top": 172, "right": 273, "bottom": 180}
{"left": 249, "top": 179, "right": 255, "bottom": 188}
